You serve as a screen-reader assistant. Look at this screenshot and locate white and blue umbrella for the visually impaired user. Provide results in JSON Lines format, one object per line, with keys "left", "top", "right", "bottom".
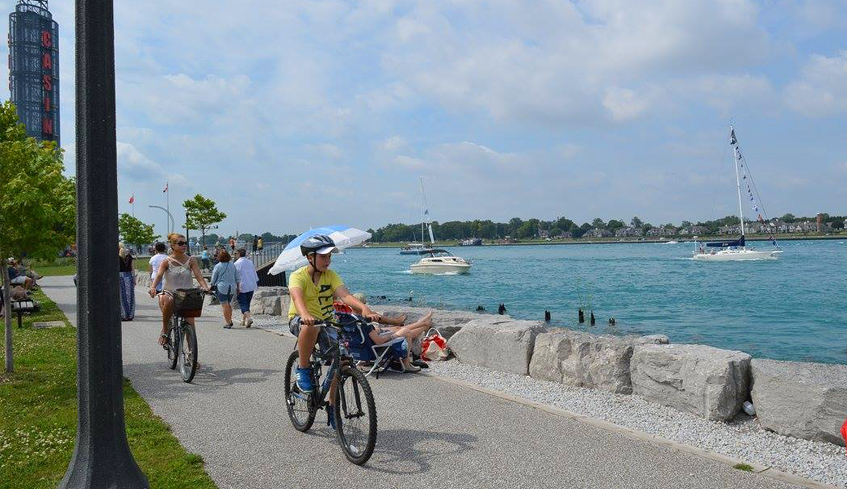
{"left": 269, "top": 225, "right": 371, "bottom": 275}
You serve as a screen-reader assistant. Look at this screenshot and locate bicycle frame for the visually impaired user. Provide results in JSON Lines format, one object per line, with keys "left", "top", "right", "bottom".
{"left": 294, "top": 322, "right": 349, "bottom": 410}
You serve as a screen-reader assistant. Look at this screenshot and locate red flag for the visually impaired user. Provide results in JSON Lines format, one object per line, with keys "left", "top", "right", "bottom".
{"left": 163, "top": 182, "right": 168, "bottom": 193}
{"left": 129, "top": 194, "right": 135, "bottom": 204}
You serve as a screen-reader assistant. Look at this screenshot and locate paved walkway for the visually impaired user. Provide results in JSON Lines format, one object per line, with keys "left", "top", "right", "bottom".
{"left": 40, "top": 275, "right": 806, "bottom": 489}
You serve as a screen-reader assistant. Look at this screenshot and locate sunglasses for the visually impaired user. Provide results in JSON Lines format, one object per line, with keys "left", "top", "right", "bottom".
{"left": 174, "top": 241, "right": 187, "bottom": 246}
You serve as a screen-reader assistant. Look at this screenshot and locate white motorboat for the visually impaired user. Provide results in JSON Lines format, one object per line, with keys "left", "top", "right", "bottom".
{"left": 692, "top": 126, "right": 782, "bottom": 262}
{"left": 410, "top": 249, "right": 472, "bottom": 274}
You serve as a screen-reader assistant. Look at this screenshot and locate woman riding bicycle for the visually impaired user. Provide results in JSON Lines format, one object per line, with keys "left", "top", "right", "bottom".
{"left": 150, "top": 233, "right": 211, "bottom": 346}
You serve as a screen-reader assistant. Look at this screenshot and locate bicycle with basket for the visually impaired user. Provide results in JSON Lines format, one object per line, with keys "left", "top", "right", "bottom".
{"left": 284, "top": 313, "right": 378, "bottom": 465}
{"left": 164, "top": 287, "right": 207, "bottom": 383}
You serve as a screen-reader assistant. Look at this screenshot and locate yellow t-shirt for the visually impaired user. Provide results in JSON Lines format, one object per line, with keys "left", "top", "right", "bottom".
{"left": 287, "top": 266, "right": 344, "bottom": 320}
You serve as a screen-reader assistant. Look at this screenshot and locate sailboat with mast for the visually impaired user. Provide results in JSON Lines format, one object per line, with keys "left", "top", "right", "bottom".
{"left": 399, "top": 178, "right": 437, "bottom": 255}
{"left": 693, "top": 126, "right": 782, "bottom": 261}
{"left": 409, "top": 178, "right": 472, "bottom": 274}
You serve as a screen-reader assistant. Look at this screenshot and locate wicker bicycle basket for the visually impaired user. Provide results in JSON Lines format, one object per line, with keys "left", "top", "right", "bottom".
{"left": 173, "top": 288, "right": 204, "bottom": 318}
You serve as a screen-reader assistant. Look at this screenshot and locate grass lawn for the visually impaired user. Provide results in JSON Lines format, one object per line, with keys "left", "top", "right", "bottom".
{"left": 0, "top": 290, "right": 217, "bottom": 489}
{"left": 26, "top": 257, "right": 153, "bottom": 278}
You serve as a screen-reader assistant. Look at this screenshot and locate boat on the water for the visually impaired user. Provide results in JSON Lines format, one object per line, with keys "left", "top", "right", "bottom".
{"left": 692, "top": 126, "right": 782, "bottom": 262}
{"left": 399, "top": 243, "right": 434, "bottom": 255}
{"left": 460, "top": 238, "right": 482, "bottom": 246}
{"left": 410, "top": 249, "right": 472, "bottom": 274}
{"left": 664, "top": 240, "right": 679, "bottom": 244}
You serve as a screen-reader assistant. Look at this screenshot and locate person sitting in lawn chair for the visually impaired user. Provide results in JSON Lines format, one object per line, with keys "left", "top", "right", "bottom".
{"left": 335, "top": 298, "right": 432, "bottom": 373}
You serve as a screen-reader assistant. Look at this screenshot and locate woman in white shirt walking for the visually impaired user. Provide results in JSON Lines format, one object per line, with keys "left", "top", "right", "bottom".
{"left": 234, "top": 248, "right": 260, "bottom": 327}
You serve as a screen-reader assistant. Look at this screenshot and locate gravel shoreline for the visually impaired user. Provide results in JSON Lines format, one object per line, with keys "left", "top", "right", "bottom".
{"left": 219, "top": 305, "right": 847, "bottom": 488}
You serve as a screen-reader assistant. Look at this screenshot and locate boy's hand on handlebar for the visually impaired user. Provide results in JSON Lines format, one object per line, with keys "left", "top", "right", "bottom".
{"left": 301, "top": 314, "right": 317, "bottom": 326}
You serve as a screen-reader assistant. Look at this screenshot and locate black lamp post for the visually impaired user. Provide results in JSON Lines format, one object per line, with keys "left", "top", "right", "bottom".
{"left": 59, "top": 0, "right": 148, "bottom": 487}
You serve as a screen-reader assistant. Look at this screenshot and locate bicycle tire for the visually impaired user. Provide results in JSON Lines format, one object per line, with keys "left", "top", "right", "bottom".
{"left": 284, "top": 350, "right": 316, "bottom": 432}
{"left": 179, "top": 322, "right": 198, "bottom": 383}
{"left": 167, "top": 317, "right": 178, "bottom": 370}
{"left": 334, "top": 365, "right": 377, "bottom": 465}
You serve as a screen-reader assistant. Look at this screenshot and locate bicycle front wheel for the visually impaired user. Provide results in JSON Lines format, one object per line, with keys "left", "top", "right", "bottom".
{"left": 334, "top": 365, "right": 377, "bottom": 465}
{"left": 166, "top": 317, "right": 179, "bottom": 370}
{"left": 284, "top": 350, "right": 316, "bottom": 432}
{"left": 179, "top": 322, "right": 198, "bottom": 383}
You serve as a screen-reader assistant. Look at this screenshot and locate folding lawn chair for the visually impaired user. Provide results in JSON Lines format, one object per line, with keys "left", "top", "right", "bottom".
{"left": 335, "top": 312, "right": 408, "bottom": 378}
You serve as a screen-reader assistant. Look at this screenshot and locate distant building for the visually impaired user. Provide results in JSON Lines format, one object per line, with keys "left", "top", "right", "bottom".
{"left": 584, "top": 228, "right": 612, "bottom": 238}
{"left": 614, "top": 227, "right": 644, "bottom": 237}
{"left": 8, "top": 0, "right": 60, "bottom": 147}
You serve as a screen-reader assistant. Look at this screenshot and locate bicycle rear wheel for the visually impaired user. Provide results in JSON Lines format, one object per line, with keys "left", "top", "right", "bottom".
{"left": 284, "top": 350, "right": 316, "bottom": 432}
{"left": 179, "top": 322, "right": 198, "bottom": 383}
{"left": 334, "top": 365, "right": 377, "bottom": 465}
{"left": 166, "top": 317, "right": 178, "bottom": 370}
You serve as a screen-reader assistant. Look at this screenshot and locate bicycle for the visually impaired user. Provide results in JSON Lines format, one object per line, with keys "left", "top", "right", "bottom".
{"left": 284, "top": 315, "right": 378, "bottom": 465}
{"left": 163, "top": 288, "right": 208, "bottom": 383}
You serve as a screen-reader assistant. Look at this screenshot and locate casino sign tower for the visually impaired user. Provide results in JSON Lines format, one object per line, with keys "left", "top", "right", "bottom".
{"left": 8, "top": 0, "right": 60, "bottom": 147}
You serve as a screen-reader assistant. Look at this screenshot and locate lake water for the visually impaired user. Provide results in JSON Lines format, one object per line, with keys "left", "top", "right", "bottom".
{"left": 329, "top": 240, "right": 847, "bottom": 365}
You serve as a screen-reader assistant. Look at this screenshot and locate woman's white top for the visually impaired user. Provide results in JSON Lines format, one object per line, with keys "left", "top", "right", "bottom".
{"left": 149, "top": 252, "right": 167, "bottom": 280}
{"left": 234, "top": 256, "right": 259, "bottom": 293}
{"left": 164, "top": 255, "right": 194, "bottom": 292}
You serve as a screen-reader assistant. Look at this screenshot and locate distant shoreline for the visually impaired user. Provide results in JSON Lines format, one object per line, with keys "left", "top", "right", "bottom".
{"left": 363, "top": 234, "right": 846, "bottom": 248}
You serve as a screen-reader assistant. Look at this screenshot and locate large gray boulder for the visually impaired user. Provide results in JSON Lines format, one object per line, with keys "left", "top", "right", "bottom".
{"left": 631, "top": 344, "right": 751, "bottom": 421}
{"left": 448, "top": 318, "right": 547, "bottom": 375}
{"left": 530, "top": 331, "right": 668, "bottom": 394}
{"left": 751, "top": 359, "right": 847, "bottom": 446}
{"left": 250, "top": 287, "right": 288, "bottom": 315}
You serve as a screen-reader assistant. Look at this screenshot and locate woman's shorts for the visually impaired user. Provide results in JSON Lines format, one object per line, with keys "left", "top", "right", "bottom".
{"left": 215, "top": 291, "right": 233, "bottom": 304}
{"left": 10, "top": 276, "right": 27, "bottom": 285}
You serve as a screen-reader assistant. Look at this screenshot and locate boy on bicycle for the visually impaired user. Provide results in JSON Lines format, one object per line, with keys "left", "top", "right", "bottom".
{"left": 289, "top": 235, "right": 379, "bottom": 393}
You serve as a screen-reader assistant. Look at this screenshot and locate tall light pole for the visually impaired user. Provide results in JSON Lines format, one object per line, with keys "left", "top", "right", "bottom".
{"left": 60, "top": 0, "right": 147, "bottom": 486}
{"left": 149, "top": 204, "right": 175, "bottom": 236}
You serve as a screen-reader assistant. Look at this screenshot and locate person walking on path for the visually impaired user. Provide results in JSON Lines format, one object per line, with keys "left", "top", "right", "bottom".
{"left": 257, "top": 237, "right": 263, "bottom": 250}
{"left": 149, "top": 233, "right": 211, "bottom": 346}
{"left": 229, "top": 236, "right": 236, "bottom": 255}
{"left": 119, "top": 243, "right": 136, "bottom": 321}
{"left": 252, "top": 236, "right": 258, "bottom": 253}
{"left": 234, "top": 248, "right": 259, "bottom": 327}
{"left": 211, "top": 249, "right": 239, "bottom": 329}
{"left": 200, "top": 246, "right": 211, "bottom": 271}
{"left": 148, "top": 242, "right": 168, "bottom": 300}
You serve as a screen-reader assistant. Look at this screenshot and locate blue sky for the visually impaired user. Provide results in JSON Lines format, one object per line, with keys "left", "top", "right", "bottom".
{"left": 3, "top": 0, "right": 846, "bottom": 238}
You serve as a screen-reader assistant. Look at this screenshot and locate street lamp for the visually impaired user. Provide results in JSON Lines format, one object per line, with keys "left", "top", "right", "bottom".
{"left": 149, "top": 205, "right": 175, "bottom": 235}
{"left": 60, "top": 0, "right": 148, "bottom": 486}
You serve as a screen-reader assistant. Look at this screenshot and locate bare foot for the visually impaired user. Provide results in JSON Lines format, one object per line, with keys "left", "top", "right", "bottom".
{"left": 421, "top": 311, "right": 433, "bottom": 327}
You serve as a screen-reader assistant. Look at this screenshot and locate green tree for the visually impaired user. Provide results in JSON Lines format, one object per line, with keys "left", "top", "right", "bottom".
{"left": 631, "top": 216, "right": 643, "bottom": 228}
{"left": 592, "top": 218, "right": 606, "bottom": 229}
{"left": 607, "top": 219, "right": 626, "bottom": 231}
{"left": 184, "top": 194, "right": 227, "bottom": 245}
{"left": 118, "top": 213, "right": 159, "bottom": 252}
{"left": 0, "top": 101, "right": 76, "bottom": 373}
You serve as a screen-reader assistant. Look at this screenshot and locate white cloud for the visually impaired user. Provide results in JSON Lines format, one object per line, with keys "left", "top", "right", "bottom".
{"left": 380, "top": 136, "right": 408, "bottom": 153}
{"left": 603, "top": 87, "right": 650, "bottom": 122}
{"left": 785, "top": 51, "right": 847, "bottom": 116}
{"left": 117, "top": 142, "right": 188, "bottom": 187}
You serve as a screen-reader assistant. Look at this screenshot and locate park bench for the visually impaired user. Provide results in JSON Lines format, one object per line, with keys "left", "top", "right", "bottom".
{"left": 0, "top": 289, "right": 41, "bottom": 328}
{"left": 10, "top": 299, "right": 41, "bottom": 328}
